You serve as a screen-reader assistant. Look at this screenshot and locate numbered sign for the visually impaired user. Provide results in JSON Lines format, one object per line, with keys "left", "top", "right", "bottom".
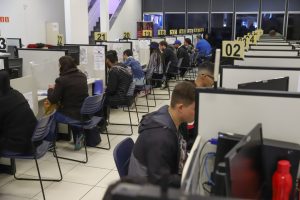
{"left": 57, "top": 34, "right": 64, "bottom": 46}
{"left": 187, "top": 29, "right": 194, "bottom": 34}
{"left": 123, "top": 32, "right": 131, "bottom": 39}
{"left": 179, "top": 29, "right": 186, "bottom": 35}
{"left": 0, "top": 37, "right": 7, "bottom": 52}
{"left": 222, "top": 41, "right": 244, "bottom": 59}
{"left": 237, "top": 37, "right": 250, "bottom": 51}
{"left": 249, "top": 34, "right": 258, "bottom": 45}
{"left": 142, "top": 30, "right": 153, "bottom": 37}
{"left": 170, "top": 29, "right": 178, "bottom": 35}
{"left": 94, "top": 32, "right": 107, "bottom": 41}
{"left": 158, "top": 29, "right": 166, "bottom": 36}
{"left": 194, "top": 28, "right": 205, "bottom": 33}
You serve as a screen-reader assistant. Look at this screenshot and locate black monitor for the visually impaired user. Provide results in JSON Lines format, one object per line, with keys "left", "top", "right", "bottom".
{"left": 238, "top": 77, "right": 289, "bottom": 92}
{"left": 7, "top": 46, "right": 18, "bottom": 59}
{"left": 224, "top": 124, "right": 263, "bottom": 199}
{"left": 6, "top": 38, "right": 22, "bottom": 48}
{"left": 8, "top": 58, "right": 23, "bottom": 79}
{"left": 49, "top": 45, "right": 80, "bottom": 65}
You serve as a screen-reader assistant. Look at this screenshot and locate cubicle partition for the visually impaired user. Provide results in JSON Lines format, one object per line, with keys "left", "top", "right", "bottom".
{"left": 0, "top": 57, "right": 8, "bottom": 71}
{"left": 220, "top": 66, "right": 300, "bottom": 92}
{"left": 245, "top": 50, "right": 299, "bottom": 57}
{"left": 17, "top": 49, "right": 67, "bottom": 90}
{"left": 257, "top": 42, "right": 290, "bottom": 46}
{"left": 234, "top": 56, "right": 300, "bottom": 68}
{"left": 99, "top": 41, "right": 132, "bottom": 63}
{"left": 6, "top": 38, "right": 22, "bottom": 48}
{"left": 10, "top": 76, "right": 38, "bottom": 116}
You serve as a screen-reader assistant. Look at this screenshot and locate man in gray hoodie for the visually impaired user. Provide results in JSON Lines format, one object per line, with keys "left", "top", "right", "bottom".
{"left": 128, "top": 81, "right": 196, "bottom": 187}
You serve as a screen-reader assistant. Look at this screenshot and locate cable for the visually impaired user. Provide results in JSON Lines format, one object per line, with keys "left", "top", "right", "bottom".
{"left": 204, "top": 152, "right": 216, "bottom": 186}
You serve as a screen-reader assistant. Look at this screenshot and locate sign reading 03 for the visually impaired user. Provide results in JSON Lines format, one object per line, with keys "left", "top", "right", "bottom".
{"left": 237, "top": 37, "right": 250, "bottom": 51}
{"left": 222, "top": 41, "right": 245, "bottom": 59}
{"left": 94, "top": 32, "right": 107, "bottom": 41}
{"left": 142, "top": 30, "right": 153, "bottom": 37}
{"left": 158, "top": 29, "right": 166, "bottom": 36}
{"left": 0, "top": 37, "right": 7, "bottom": 51}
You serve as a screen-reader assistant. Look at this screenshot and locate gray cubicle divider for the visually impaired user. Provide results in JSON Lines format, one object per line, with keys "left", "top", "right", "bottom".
{"left": 99, "top": 41, "right": 132, "bottom": 63}
{"left": 195, "top": 88, "right": 300, "bottom": 144}
{"left": 17, "top": 49, "right": 67, "bottom": 90}
{"left": 10, "top": 76, "right": 38, "bottom": 116}
{"left": 220, "top": 66, "right": 300, "bottom": 92}
{"left": 234, "top": 56, "right": 300, "bottom": 68}
{"left": 245, "top": 49, "right": 299, "bottom": 57}
{"left": 6, "top": 38, "right": 22, "bottom": 48}
{"left": 257, "top": 42, "right": 290, "bottom": 46}
{"left": 77, "top": 45, "right": 107, "bottom": 84}
{"left": 250, "top": 45, "right": 293, "bottom": 50}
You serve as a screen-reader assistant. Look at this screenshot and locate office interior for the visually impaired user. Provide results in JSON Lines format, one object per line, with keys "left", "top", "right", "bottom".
{"left": 0, "top": 0, "right": 300, "bottom": 199}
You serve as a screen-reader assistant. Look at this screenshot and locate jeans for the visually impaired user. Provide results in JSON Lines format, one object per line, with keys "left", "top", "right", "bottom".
{"left": 54, "top": 112, "right": 83, "bottom": 141}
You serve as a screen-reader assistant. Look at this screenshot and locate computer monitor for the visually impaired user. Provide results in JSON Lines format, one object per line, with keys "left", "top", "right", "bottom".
{"left": 7, "top": 46, "right": 18, "bottom": 58}
{"left": 224, "top": 124, "right": 263, "bottom": 199}
{"left": 49, "top": 45, "right": 80, "bottom": 65}
{"left": 6, "top": 38, "right": 22, "bottom": 48}
{"left": 238, "top": 77, "right": 289, "bottom": 91}
{"left": 8, "top": 58, "right": 23, "bottom": 79}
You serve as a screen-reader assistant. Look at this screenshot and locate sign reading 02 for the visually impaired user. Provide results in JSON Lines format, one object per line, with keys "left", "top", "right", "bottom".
{"left": 0, "top": 37, "right": 7, "bottom": 52}
{"left": 94, "top": 32, "right": 107, "bottom": 41}
{"left": 142, "top": 30, "right": 153, "bottom": 37}
{"left": 222, "top": 41, "right": 244, "bottom": 59}
{"left": 123, "top": 32, "right": 131, "bottom": 39}
{"left": 57, "top": 34, "right": 64, "bottom": 46}
{"left": 169, "top": 29, "right": 178, "bottom": 35}
{"left": 158, "top": 29, "right": 166, "bottom": 36}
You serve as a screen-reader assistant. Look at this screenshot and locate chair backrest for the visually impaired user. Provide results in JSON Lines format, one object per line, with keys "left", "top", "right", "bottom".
{"left": 126, "top": 81, "right": 136, "bottom": 97}
{"left": 113, "top": 137, "right": 134, "bottom": 177}
{"left": 165, "top": 61, "right": 172, "bottom": 74}
{"left": 32, "top": 111, "right": 56, "bottom": 142}
{"left": 80, "top": 95, "right": 103, "bottom": 115}
{"left": 177, "top": 58, "right": 183, "bottom": 68}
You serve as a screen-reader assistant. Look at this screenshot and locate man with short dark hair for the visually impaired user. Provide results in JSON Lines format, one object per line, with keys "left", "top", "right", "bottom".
{"left": 128, "top": 81, "right": 196, "bottom": 188}
{"left": 159, "top": 41, "right": 178, "bottom": 89}
{"left": 173, "top": 40, "right": 190, "bottom": 77}
{"left": 123, "top": 49, "right": 145, "bottom": 86}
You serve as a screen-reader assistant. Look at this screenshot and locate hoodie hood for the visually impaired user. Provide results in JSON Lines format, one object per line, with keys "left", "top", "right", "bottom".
{"left": 0, "top": 70, "right": 11, "bottom": 96}
{"left": 138, "top": 105, "right": 177, "bottom": 134}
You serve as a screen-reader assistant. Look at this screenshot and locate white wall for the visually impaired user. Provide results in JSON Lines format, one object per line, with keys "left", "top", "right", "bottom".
{"left": 108, "top": 0, "right": 142, "bottom": 40}
{"left": 0, "top": 0, "right": 65, "bottom": 46}
{"left": 64, "top": 0, "right": 89, "bottom": 44}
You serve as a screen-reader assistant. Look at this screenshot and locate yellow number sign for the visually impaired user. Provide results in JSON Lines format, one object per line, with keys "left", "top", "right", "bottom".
{"left": 57, "top": 34, "right": 64, "bottom": 46}
{"left": 187, "top": 29, "right": 194, "bottom": 34}
{"left": 142, "top": 30, "right": 153, "bottom": 37}
{"left": 94, "top": 32, "right": 107, "bottom": 41}
{"left": 222, "top": 41, "right": 244, "bottom": 59}
{"left": 158, "top": 30, "right": 166, "bottom": 36}
{"left": 170, "top": 29, "right": 178, "bottom": 35}
{"left": 179, "top": 29, "right": 186, "bottom": 35}
{"left": 123, "top": 32, "right": 131, "bottom": 39}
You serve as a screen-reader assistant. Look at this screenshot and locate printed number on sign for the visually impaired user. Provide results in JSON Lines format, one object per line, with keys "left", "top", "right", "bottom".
{"left": 124, "top": 32, "right": 131, "bottom": 39}
{"left": 0, "top": 38, "right": 7, "bottom": 50}
{"left": 170, "top": 30, "right": 177, "bottom": 35}
{"left": 142, "top": 30, "right": 152, "bottom": 37}
{"left": 57, "top": 35, "right": 64, "bottom": 46}
{"left": 94, "top": 32, "right": 107, "bottom": 41}
{"left": 222, "top": 41, "right": 244, "bottom": 59}
{"left": 158, "top": 30, "right": 166, "bottom": 36}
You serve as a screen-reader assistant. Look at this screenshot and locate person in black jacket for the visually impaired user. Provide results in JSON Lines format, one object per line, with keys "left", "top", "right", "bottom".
{"left": 47, "top": 56, "right": 88, "bottom": 150}
{"left": 0, "top": 71, "right": 37, "bottom": 153}
{"left": 128, "top": 81, "right": 196, "bottom": 188}
{"left": 173, "top": 40, "right": 190, "bottom": 78}
{"left": 159, "top": 41, "right": 178, "bottom": 89}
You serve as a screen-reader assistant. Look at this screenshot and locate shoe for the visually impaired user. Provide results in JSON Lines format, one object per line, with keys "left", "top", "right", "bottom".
{"left": 74, "top": 134, "right": 84, "bottom": 151}
{"left": 137, "top": 91, "right": 146, "bottom": 97}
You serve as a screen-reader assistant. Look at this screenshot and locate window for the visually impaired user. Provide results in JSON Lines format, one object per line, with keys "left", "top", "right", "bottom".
{"left": 187, "top": 0, "right": 210, "bottom": 12}
{"left": 211, "top": 13, "right": 233, "bottom": 47}
{"left": 143, "top": 13, "right": 164, "bottom": 37}
{"left": 261, "top": 13, "right": 284, "bottom": 34}
{"left": 235, "top": 0, "right": 259, "bottom": 12}
{"left": 262, "top": 0, "right": 285, "bottom": 12}
{"left": 164, "top": 0, "right": 185, "bottom": 12}
{"left": 187, "top": 13, "right": 208, "bottom": 31}
{"left": 211, "top": 0, "right": 234, "bottom": 12}
{"left": 165, "top": 13, "right": 186, "bottom": 34}
{"left": 287, "top": 14, "right": 300, "bottom": 40}
{"left": 142, "top": 0, "right": 163, "bottom": 12}
{"left": 235, "top": 14, "right": 258, "bottom": 37}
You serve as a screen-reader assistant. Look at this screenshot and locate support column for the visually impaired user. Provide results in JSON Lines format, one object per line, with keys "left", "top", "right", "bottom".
{"left": 100, "top": 0, "right": 110, "bottom": 39}
{"left": 64, "top": 0, "right": 89, "bottom": 44}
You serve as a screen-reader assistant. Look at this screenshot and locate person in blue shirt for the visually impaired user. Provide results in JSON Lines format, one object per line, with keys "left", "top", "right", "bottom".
{"left": 195, "top": 35, "right": 212, "bottom": 63}
{"left": 123, "top": 49, "right": 145, "bottom": 86}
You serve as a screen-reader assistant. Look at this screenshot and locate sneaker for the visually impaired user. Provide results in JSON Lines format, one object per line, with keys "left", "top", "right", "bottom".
{"left": 74, "top": 134, "right": 84, "bottom": 151}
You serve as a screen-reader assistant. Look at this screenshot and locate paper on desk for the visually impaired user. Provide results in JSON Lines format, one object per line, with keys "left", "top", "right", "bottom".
{"left": 0, "top": 59, "right": 4, "bottom": 70}
{"left": 80, "top": 46, "right": 88, "bottom": 65}
{"left": 23, "top": 92, "right": 34, "bottom": 110}
{"left": 94, "top": 46, "right": 105, "bottom": 71}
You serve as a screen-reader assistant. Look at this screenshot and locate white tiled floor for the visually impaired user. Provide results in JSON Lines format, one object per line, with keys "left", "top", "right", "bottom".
{"left": 0, "top": 88, "right": 171, "bottom": 200}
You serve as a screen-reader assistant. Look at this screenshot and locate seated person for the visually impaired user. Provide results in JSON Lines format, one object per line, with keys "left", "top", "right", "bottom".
{"left": 173, "top": 40, "right": 190, "bottom": 77}
{"left": 103, "top": 50, "right": 133, "bottom": 118}
{"left": 184, "top": 38, "right": 194, "bottom": 55}
{"left": 195, "top": 35, "right": 212, "bottom": 63}
{"left": 128, "top": 81, "right": 196, "bottom": 188}
{"left": 123, "top": 49, "right": 145, "bottom": 86}
{"left": 146, "top": 42, "right": 164, "bottom": 88}
{"left": 159, "top": 41, "right": 178, "bottom": 89}
{"left": 180, "top": 62, "right": 215, "bottom": 151}
{"left": 0, "top": 71, "right": 37, "bottom": 153}
{"left": 47, "top": 56, "right": 89, "bottom": 150}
